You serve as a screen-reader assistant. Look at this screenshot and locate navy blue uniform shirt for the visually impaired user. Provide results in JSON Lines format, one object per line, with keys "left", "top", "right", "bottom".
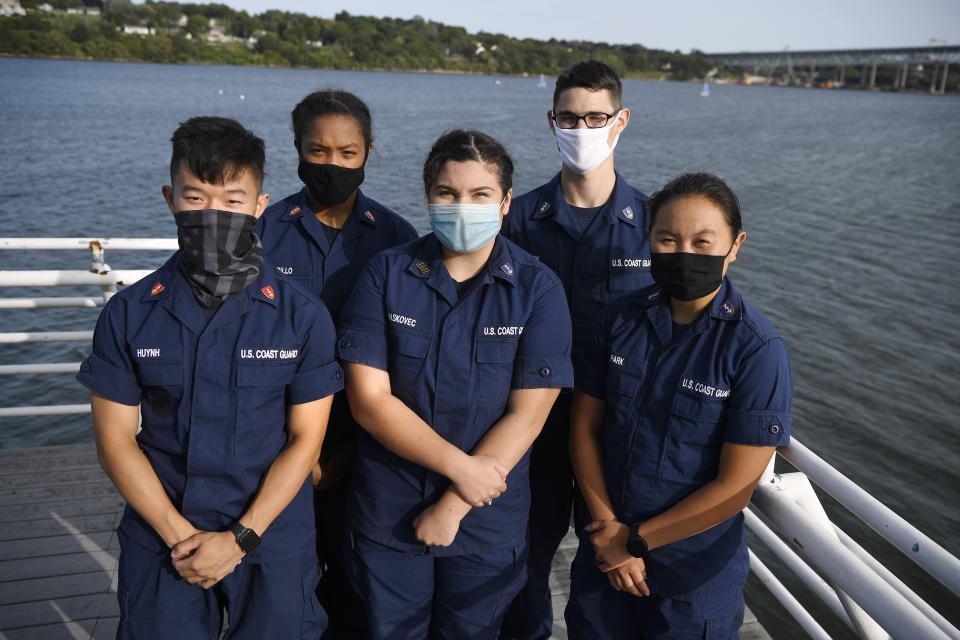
{"left": 257, "top": 187, "right": 419, "bottom": 323}
{"left": 578, "top": 279, "right": 792, "bottom": 597}
{"left": 337, "top": 234, "right": 575, "bottom": 556}
{"left": 502, "top": 172, "right": 653, "bottom": 375}
{"left": 77, "top": 253, "right": 344, "bottom": 562}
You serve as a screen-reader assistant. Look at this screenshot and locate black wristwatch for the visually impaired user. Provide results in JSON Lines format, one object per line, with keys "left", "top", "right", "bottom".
{"left": 626, "top": 524, "right": 649, "bottom": 559}
{"left": 229, "top": 521, "right": 261, "bottom": 554}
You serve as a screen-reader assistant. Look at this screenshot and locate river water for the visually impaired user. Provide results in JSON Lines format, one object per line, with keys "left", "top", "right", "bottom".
{"left": 1, "top": 57, "right": 958, "bottom": 637}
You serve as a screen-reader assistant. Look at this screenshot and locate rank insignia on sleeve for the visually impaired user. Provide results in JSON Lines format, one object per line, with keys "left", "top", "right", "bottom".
{"left": 289, "top": 206, "right": 301, "bottom": 216}
{"left": 501, "top": 263, "right": 514, "bottom": 276}
{"left": 622, "top": 206, "right": 634, "bottom": 220}
{"left": 721, "top": 301, "right": 734, "bottom": 315}
{"left": 261, "top": 285, "right": 276, "bottom": 300}
{"left": 364, "top": 211, "right": 376, "bottom": 222}
{"left": 150, "top": 283, "right": 165, "bottom": 296}
{"left": 415, "top": 261, "right": 431, "bottom": 274}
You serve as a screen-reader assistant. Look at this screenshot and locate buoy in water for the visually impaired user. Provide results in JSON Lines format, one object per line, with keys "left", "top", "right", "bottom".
{"left": 239, "top": 94, "right": 245, "bottom": 100}
{"left": 218, "top": 89, "right": 223, "bottom": 95}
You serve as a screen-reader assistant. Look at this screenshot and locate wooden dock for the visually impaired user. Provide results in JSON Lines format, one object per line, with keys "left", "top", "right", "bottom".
{"left": 0, "top": 444, "right": 771, "bottom": 639}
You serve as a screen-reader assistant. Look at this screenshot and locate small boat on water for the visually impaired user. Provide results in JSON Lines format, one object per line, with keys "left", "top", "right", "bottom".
{"left": 700, "top": 81, "right": 710, "bottom": 97}
{"left": 538, "top": 73, "right": 547, "bottom": 88}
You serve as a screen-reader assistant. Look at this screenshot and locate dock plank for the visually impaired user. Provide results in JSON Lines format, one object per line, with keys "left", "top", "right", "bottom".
{"left": 0, "top": 532, "right": 118, "bottom": 561}
{"left": 0, "top": 592, "right": 118, "bottom": 629}
{"left": 0, "top": 443, "right": 771, "bottom": 639}
{"left": 0, "top": 513, "right": 120, "bottom": 542}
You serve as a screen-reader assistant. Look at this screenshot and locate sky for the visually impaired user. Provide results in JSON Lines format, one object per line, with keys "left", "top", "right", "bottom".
{"left": 216, "top": 0, "right": 960, "bottom": 53}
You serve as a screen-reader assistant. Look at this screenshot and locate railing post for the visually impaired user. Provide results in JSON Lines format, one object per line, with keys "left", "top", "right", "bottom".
{"left": 776, "top": 471, "right": 891, "bottom": 639}
{"left": 88, "top": 240, "right": 116, "bottom": 303}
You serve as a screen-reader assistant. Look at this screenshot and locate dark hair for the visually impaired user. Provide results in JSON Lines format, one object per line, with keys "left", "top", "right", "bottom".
{"left": 422, "top": 130, "right": 514, "bottom": 197}
{"left": 169, "top": 116, "right": 265, "bottom": 189}
{"left": 291, "top": 90, "right": 373, "bottom": 152}
{"left": 648, "top": 172, "right": 743, "bottom": 237}
{"left": 553, "top": 60, "right": 622, "bottom": 110}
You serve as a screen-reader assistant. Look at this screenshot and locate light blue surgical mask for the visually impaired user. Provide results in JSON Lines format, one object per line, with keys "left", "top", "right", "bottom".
{"left": 428, "top": 200, "right": 505, "bottom": 253}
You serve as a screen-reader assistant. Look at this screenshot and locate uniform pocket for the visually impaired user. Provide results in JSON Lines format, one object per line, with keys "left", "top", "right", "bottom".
{"left": 475, "top": 338, "right": 518, "bottom": 428}
{"left": 604, "top": 367, "right": 643, "bottom": 426}
{"left": 661, "top": 392, "right": 728, "bottom": 483}
{"left": 607, "top": 269, "right": 649, "bottom": 292}
{"left": 137, "top": 362, "right": 183, "bottom": 387}
{"left": 300, "top": 564, "right": 326, "bottom": 638}
{"left": 703, "top": 590, "right": 746, "bottom": 639}
{"left": 236, "top": 363, "right": 298, "bottom": 453}
{"left": 137, "top": 362, "right": 184, "bottom": 422}
{"left": 388, "top": 328, "right": 431, "bottom": 400}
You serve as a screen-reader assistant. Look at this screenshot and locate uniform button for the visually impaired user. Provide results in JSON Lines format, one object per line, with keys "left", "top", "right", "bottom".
{"left": 339, "top": 339, "right": 351, "bottom": 349}
{"left": 539, "top": 367, "right": 551, "bottom": 377}
{"left": 80, "top": 362, "right": 91, "bottom": 373}
{"left": 768, "top": 424, "right": 780, "bottom": 434}
{"left": 334, "top": 370, "right": 342, "bottom": 380}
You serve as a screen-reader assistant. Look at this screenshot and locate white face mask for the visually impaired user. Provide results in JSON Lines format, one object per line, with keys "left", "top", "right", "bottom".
{"left": 555, "top": 115, "right": 621, "bottom": 175}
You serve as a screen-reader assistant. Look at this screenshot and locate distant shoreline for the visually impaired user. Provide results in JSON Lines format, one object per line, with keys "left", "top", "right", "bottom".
{"left": 0, "top": 52, "right": 675, "bottom": 81}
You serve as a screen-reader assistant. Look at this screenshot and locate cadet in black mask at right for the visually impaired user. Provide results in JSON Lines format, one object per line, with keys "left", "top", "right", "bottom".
{"left": 257, "top": 90, "right": 418, "bottom": 640}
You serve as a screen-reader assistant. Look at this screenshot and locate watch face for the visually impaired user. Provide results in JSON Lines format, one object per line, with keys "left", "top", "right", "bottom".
{"left": 627, "top": 532, "right": 648, "bottom": 558}
{"left": 239, "top": 530, "right": 260, "bottom": 553}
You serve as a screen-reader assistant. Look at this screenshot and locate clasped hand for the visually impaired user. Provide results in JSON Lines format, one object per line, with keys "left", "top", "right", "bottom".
{"left": 170, "top": 530, "right": 244, "bottom": 589}
{"left": 412, "top": 502, "right": 463, "bottom": 547}
{"left": 450, "top": 454, "right": 508, "bottom": 507}
{"left": 585, "top": 519, "right": 650, "bottom": 598}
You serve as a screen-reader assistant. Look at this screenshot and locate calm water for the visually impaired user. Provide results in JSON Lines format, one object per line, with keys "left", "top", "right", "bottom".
{"left": 1, "top": 58, "right": 958, "bottom": 637}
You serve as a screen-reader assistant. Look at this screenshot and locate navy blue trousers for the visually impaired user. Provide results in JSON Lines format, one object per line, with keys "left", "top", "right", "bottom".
{"left": 345, "top": 531, "right": 526, "bottom": 640}
{"left": 565, "top": 536, "right": 744, "bottom": 640}
{"left": 116, "top": 528, "right": 327, "bottom": 639}
{"left": 501, "top": 392, "right": 575, "bottom": 640}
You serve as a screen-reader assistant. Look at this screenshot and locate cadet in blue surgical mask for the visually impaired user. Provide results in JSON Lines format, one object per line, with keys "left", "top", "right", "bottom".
{"left": 336, "top": 130, "right": 574, "bottom": 639}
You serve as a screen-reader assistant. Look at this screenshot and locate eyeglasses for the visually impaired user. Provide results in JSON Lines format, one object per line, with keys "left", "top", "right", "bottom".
{"left": 552, "top": 109, "right": 622, "bottom": 129}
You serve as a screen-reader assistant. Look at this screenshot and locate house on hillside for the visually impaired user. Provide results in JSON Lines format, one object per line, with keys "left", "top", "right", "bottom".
{"left": 122, "top": 24, "right": 156, "bottom": 36}
{"left": 0, "top": 0, "right": 26, "bottom": 17}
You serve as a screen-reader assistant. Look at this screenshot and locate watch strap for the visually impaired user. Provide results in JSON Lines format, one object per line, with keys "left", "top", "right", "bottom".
{"left": 229, "top": 521, "right": 260, "bottom": 554}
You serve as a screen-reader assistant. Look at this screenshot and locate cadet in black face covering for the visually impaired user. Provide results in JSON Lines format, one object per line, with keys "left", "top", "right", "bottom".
{"left": 566, "top": 173, "right": 792, "bottom": 640}
{"left": 175, "top": 208, "right": 263, "bottom": 309}
{"left": 78, "top": 116, "right": 339, "bottom": 640}
{"left": 255, "top": 90, "right": 418, "bottom": 640}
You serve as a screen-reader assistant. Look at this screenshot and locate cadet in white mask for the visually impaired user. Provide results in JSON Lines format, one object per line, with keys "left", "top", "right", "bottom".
{"left": 500, "top": 60, "right": 655, "bottom": 640}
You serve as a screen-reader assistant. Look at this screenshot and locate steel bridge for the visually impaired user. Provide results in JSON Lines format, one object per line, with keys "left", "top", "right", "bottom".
{"left": 703, "top": 45, "right": 960, "bottom": 93}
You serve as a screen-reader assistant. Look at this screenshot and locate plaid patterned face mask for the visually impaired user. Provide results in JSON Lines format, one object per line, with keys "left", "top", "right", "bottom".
{"left": 174, "top": 209, "right": 264, "bottom": 309}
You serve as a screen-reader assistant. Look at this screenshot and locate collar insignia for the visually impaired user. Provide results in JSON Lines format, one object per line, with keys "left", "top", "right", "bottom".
{"left": 289, "top": 206, "right": 301, "bottom": 216}
{"left": 501, "top": 263, "right": 514, "bottom": 276}
{"left": 415, "top": 261, "right": 431, "bottom": 274}
{"left": 721, "top": 301, "right": 734, "bottom": 315}
{"left": 261, "top": 285, "right": 276, "bottom": 300}
{"left": 150, "top": 282, "right": 165, "bottom": 296}
{"left": 539, "top": 202, "right": 550, "bottom": 213}
{"left": 648, "top": 291, "right": 660, "bottom": 300}
{"left": 364, "top": 210, "right": 376, "bottom": 222}
{"left": 622, "top": 206, "right": 634, "bottom": 220}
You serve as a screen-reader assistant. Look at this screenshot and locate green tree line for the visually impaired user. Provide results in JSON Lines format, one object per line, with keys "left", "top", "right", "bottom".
{"left": 0, "top": 0, "right": 711, "bottom": 79}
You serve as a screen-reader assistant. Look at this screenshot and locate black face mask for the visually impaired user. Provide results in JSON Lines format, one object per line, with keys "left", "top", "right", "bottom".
{"left": 650, "top": 250, "right": 729, "bottom": 301}
{"left": 297, "top": 157, "right": 365, "bottom": 208}
{"left": 175, "top": 209, "right": 263, "bottom": 309}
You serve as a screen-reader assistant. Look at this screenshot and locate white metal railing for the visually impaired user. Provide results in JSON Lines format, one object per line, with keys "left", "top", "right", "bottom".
{"left": 748, "top": 440, "right": 960, "bottom": 639}
{"left": 0, "top": 237, "right": 175, "bottom": 417}
{"left": 4, "top": 237, "right": 960, "bottom": 640}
